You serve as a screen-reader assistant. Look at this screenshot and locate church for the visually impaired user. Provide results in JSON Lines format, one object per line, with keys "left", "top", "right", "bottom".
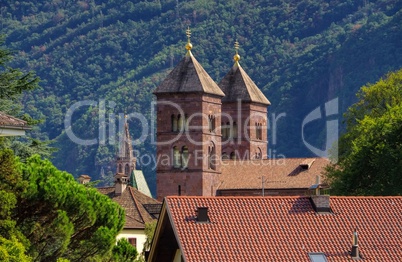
{"left": 153, "top": 29, "right": 329, "bottom": 201}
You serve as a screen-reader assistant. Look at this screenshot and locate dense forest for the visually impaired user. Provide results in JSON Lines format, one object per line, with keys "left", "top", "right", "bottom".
{"left": 1, "top": 0, "right": 401, "bottom": 194}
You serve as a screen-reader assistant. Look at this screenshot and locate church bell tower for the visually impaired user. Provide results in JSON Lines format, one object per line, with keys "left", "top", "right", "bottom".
{"left": 154, "top": 29, "right": 225, "bottom": 200}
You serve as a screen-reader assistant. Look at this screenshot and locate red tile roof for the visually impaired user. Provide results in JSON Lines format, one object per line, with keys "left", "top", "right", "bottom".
{"left": 161, "top": 196, "right": 402, "bottom": 261}
{"left": 219, "top": 158, "right": 330, "bottom": 190}
{"left": 98, "top": 186, "right": 161, "bottom": 229}
{"left": 0, "top": 111, "right": 30, "bottom": 128}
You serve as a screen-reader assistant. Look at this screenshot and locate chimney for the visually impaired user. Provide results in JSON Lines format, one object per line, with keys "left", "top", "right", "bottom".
{"left": 78, "top": 174, "right": 91, "bottom": 184}
{"left": 196, "top": 207, "right": 209, "bottom": 223}
{"left": 351, "top": 230, "right": 359, "bottom": 259}
{"left": 309, "top": 176, "right": 331, "bottom": 213}
{"left": 114, "top": 173, "right": 129, "bottom": 195}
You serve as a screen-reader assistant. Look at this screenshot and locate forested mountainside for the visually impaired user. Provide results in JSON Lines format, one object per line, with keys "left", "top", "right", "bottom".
{"left": 2, "top": 0, "right": 402, "bottom": 194}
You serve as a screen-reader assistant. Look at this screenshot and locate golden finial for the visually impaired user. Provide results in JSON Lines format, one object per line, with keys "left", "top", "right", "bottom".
{"left": 185, "top": 27, "right": 193, "bottom": 52}
{"left": 234, "top": 40, "right": 240, "bottom": 63}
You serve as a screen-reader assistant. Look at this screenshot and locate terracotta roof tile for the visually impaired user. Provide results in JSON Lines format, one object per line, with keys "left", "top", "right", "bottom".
{"left": 98, "top": 186, "right": 161, "bottom": 229}
{"left": 0, "top": 111, "right": 30, "bottom": 128}
{"left": 165, "top": 196, "right": 402, "bottom": 261}
{"left": 219, "top": 158, "right": 330, "bottom": 190}
{"left": 153, "top": 53, "right": 225, "bottom": 97}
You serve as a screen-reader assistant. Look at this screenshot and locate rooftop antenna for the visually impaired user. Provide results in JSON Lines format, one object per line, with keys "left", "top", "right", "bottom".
{"left": 259, "top": 176, "right": 267, "bottom": 196}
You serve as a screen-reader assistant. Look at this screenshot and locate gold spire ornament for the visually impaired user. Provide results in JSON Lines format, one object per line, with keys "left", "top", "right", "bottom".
{"left": 234, "top": 40, "right": 240, "bottom": 64}
{"left": 185, "top": 27, "right": 193, "bottom": 53}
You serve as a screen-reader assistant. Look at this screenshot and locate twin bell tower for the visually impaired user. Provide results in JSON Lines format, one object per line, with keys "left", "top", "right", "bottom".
{"left": 153, "top": 29, "right": 270, "bottom": 200}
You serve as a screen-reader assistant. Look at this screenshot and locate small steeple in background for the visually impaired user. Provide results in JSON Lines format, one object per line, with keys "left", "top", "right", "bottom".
{"left": 116, "top": 115, "right": 136, "bottom": 176}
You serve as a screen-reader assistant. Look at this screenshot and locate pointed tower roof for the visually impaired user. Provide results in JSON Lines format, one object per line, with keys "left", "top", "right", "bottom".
{"left": 154, "top": 28, "right": 225, "bottom": 97}
{"left": 218, "top": 41, "right": 270, "bottom": 105}
{"left": 130, "top": 170, "right": 152, "bottom": 198}
{"left": 118, "top": 116, "right": 134, "bottom": 159}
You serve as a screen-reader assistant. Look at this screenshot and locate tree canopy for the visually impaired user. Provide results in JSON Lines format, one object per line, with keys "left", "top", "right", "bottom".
{"left": 325, "top": 69, "right": 402, "bottom": 195}
{"left": 0, "top": 35, "right": 54, "bottom": 160}
{"left": 0, "top": 149, "right": 126, "bottom": 261}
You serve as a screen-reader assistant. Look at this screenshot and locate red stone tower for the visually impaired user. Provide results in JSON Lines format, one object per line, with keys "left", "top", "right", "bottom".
{"left": 218, "top": 41, "right": 270, "bottom": 160}
{"left": 154, "top": 29, "right": 225, "bottom": 200}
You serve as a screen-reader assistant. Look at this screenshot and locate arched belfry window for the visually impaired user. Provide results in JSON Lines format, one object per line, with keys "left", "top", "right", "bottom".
{"left": 233, "top": 122, "right": 238, "bottom": 138}
{"left": 125, "top": 164, "right": 130, "bottom": 175}
{"left": 208, "top": 143, "right": 216, "bottom": 170}
{"left": 230, "top": 152, "right": 236, "bottom": 160}
{"left": 255, "top": 147, "right": 262, "bottom": 159}
{"left": 221, "top": 122, "right": 226, "bottom": 138}
{"left": 184, "top": 114, "right": 188, "bottom": 131}
{"left": 177, "top": 114, "right": 183, "bottom": 132}
{"left": 181, "top": 146, "right": 189, "bottom": 169}
{"left": 222, "top": 152, "right": 229, "bottom": 160}
{"left": 118, "top": 164, "right": 123, "bottom": 173}
{"left": 256, "top": 122, "right": 263, "bottom": 140}
{"left": 126, "top": 144, "right": 130, "bottom": 157}
{"left": 173, "top": 146, "right": 181, "bottom": 168}
{"left": 208, "top": 115, "right": 216, "bottom": 133}
{"left": 171, "top": 114, "right": 178, "bottom": 132}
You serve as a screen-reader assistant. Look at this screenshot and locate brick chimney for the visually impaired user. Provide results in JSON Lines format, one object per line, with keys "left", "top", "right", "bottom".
{"left": 114, "top": 173, "right": 129, "bottom": 195}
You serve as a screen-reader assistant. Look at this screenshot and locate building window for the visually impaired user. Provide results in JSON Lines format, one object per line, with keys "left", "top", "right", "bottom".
{"left": 230, "top": 152, "right": 236, "bottom": 160}
{"left": 208, "top": 115, "right": 216, "bottom": 133}
{"left": 118, "top": 164, "right": 122, "bottom": 173}
{"left": 177, "top": 114, "right": 183, "bottom": 132}
{"left": 208, "top": 143, "right": 216, "bottom": 170}
{"left": 181, "top": 146, "right": 189, "bottom": 169}
{"left": 128, "top": 238, "right": 137, "bottom": 248}
{"left": 221, "top": 122, "right": 226, "bottom": 138}
{"left": 173, "top": 146, "right": 181, "bottom": 168}
{"left": 171, "top": 114, "right": 178, "bottom": 132}
{"left": 222, "top": 152, "right": 229, "bottom": 160}
{"left": 308, "top": 253, "right": 328, "bottom": 262}
{"left": 255, "top": 148, "right": 262, "bottom": 159}
{"left": 173, "top": 146, "right": 190, "bottom": 169}
{"left": 124, "top": 164, "right": 130, "bottom": 175}
{"left": 232, "top": 122, "right": 238, "bottom": 138}
{"left": 184, "top": 114, "right": 188, "bottom": 131}
{"left": 222, "top": 122, "right": 230, "bottom": 141}
{"left": 256, "top": 122, "right": 263, "bottom": 140}
{"left": 172, "top": 114, "right": 186, "bottom": 132}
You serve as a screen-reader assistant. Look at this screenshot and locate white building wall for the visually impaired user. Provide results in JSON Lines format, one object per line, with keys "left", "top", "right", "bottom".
{"left": 117, "top": 229, "right": 147, "bottom": 255}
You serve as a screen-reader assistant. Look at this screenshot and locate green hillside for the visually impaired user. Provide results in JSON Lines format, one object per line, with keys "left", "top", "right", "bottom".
{"left": 2, "top": 0, "right": 402, "bottom": 194}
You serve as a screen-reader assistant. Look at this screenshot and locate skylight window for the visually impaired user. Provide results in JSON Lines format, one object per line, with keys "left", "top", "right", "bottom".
{"left": 308, "top": 253, "right": 328, "bottom": 262}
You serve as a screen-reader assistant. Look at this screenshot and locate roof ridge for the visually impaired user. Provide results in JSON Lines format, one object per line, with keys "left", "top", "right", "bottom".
{"left": 129, "top": 187, "right": 146, "bottom": 224}
{"left": 165, "top": 195, "right": 402, "bottom": 199}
